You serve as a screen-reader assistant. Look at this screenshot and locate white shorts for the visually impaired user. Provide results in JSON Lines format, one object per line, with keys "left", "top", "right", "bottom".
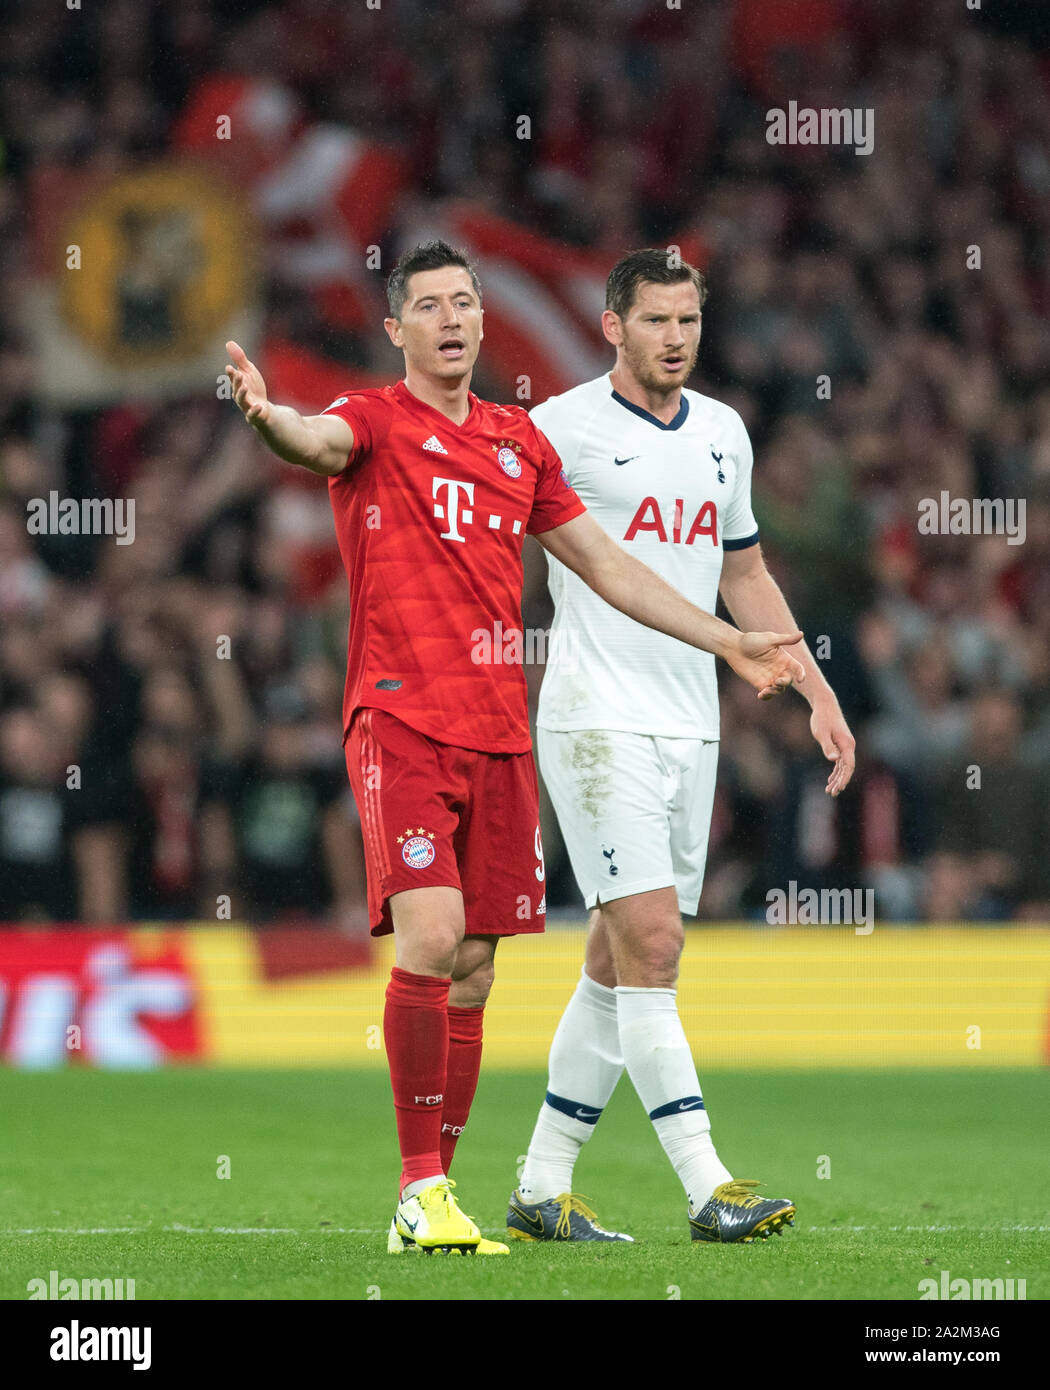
{"left": 537, "top": 726, "right": 719, "bottom": 916}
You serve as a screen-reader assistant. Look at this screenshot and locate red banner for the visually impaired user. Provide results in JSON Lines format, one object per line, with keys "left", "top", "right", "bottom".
{"left": 0, "top": 930, "right": 203, "bottom": 1069}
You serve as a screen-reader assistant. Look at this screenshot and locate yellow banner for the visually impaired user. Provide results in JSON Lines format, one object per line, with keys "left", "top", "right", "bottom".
{"left": 186, "top": 926, "right": 1050, "bottom": 1068}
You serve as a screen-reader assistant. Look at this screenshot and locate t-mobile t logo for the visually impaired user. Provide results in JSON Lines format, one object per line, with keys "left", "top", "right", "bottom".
{"left": 432, "top": 477, "right": 475, "bottom": 542}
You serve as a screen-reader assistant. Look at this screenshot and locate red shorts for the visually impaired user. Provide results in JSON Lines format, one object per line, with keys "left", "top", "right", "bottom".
{"left": 345, "top": 707, "right": 547, "bottom": 938}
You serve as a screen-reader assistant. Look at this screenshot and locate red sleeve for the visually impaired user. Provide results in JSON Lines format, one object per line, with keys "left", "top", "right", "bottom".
{"left": 527, "top": 427, "right": 587, "bottom": 535}
{"left": 318, "top": 391, "right": 380, "bottom": 468}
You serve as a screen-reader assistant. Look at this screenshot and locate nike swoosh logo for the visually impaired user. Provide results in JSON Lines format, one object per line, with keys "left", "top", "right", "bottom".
{"left": 576, "top": 1108, "right": 601, "bottom": 1119}
{"left": 401, "top": 1215, "right": 419, "bottom": 1232}
{"left": 678, "top": 1101, "right": 702, "bottom": 1111}
{"left": 614, "top": 456, "right": 638, "bottom": 466}
{"left": 510, "top": 1204, "right": 545, "bottom": 1233}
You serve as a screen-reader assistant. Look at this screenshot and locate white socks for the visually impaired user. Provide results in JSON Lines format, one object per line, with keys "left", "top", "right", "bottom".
{"left": 518, "top": 974, "right": 733, "bottom": 1210}
{"left": 517, "top": 970, "right": 624, "bottom": 1202}
{"left": 616, "top": 986, "right": 732, "bottom": 1209}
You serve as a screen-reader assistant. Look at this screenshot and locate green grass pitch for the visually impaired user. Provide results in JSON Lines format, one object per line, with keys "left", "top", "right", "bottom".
{"left": 1, "top": 1067, "right": 1046, "bottom": 1301}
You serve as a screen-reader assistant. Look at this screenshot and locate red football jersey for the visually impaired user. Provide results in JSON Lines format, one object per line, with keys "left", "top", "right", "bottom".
{"left": 321, "top": 380, "right": 586, "bottom": 753}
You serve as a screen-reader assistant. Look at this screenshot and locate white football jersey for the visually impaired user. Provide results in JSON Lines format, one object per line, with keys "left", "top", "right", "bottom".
{"left": 532, "top": 373, "right": 759, "bottom": 740}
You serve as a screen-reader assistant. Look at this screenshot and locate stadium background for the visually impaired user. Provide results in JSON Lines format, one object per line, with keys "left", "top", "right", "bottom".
{"left": 0, "top": 0, "right": 1048, "bottom": 1077}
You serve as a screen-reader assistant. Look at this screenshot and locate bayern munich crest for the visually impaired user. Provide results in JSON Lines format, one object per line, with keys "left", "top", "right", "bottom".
{"left": 398, "top": 827, "right": 436, "bottom": 869}
{"left": 494, "top": 442, "right": 522, "bottom": 478}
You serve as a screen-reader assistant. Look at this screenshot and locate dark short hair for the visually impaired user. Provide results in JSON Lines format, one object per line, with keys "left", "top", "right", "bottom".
{"left": 605, "top": 248, "right": 708, "bottom": 319}
{"left": 386, "top": 240, "right": 482, "bottom": 318}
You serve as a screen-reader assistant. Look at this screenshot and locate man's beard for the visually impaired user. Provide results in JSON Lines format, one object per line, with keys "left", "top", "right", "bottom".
{"left": 621, "top": 335, "right": 698, "bottom": 395}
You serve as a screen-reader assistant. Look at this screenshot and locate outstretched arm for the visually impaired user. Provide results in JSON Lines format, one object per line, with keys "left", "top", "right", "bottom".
{"left": 537, "top": 511, "right": 805, "bottom": 701}
{"left": 225, "top": 340, "right": 354, "bottom": 476}
{"left": 720, "top": 543, "right": 855, "bottom": 795}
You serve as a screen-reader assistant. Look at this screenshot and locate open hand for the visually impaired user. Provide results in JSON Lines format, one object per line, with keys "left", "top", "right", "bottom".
{"left": 728, "top": 630, "right": 806, "bottom": 701}
{"left": 225, "top": 340, "right": 271, "bottom": 427}
{"left": 810, "top": 702, "right": 856, "bottom": 797}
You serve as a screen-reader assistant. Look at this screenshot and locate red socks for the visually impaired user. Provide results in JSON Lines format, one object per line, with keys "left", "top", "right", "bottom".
{"left": 383, "top": 969, "right": 486, "bottom": 1191}
{"left": 384, "top": 967, "right": 450, "bottom": 1190}
{"left": 441, "top": 1006, "right": 485, "bottom": 1174}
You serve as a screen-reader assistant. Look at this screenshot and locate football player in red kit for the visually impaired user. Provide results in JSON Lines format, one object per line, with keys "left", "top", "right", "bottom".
{"left": 225, "top": 241, "right": 805, "bottom": 1254}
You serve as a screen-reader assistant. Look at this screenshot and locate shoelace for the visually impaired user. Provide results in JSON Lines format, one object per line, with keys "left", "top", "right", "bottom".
{"left": 553, "top": 1193, "right": 601, "bottom": 1239}
{"left": 717, "top": 1180, "right": 765, "bottom": 1209}
{"left": 419, "top": 1178, "right": 456, "bottom": 1213}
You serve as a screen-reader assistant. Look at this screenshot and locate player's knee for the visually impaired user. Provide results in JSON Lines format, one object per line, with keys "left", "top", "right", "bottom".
{"left": 398, "top": 924, "right": 461, "bottom": 978}
{"left": 637, "top": 952, "right": 682, "bottom": 989}
{"left": 450, "top": 956, "right": 495, "bottom": 1007}
{"left": 622, "top": 918, "right": 684, "bottom": 987}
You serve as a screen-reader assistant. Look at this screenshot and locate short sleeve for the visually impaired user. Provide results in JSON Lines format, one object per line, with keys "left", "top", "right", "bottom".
{"left": 319, "top": 392, "right": 378, "bottom": 467}
{"left": 529, "top": 394, "right": 584, "bottom": 478}
{"left": 526, "top": 426, "right": 587, "bottom": 535}
{"left": 722, "top": 412, "right": 760, "bottom": 549}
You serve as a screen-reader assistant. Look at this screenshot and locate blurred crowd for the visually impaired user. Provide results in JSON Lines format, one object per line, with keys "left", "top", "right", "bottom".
{"left": 1, "top": 0, "right": 1049, "bottom": 924}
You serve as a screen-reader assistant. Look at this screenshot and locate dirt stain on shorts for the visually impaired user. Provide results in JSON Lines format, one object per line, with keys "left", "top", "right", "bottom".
{"left": 567, "top": 729, "right": 614, "bottom": 821}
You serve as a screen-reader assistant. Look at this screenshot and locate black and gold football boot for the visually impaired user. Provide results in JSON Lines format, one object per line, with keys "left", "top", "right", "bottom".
{"left": 689, "top": 1180, "right": 795, "bottom": 1243}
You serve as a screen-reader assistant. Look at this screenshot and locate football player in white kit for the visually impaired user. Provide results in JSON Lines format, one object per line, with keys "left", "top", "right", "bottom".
{"left": 506, "top": 250, "right": 856, "bottom": 1245}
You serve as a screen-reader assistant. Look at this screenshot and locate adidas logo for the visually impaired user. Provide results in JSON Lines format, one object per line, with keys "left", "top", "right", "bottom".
{"left": 422, "top": 435, "right": 448, "bottom": 454}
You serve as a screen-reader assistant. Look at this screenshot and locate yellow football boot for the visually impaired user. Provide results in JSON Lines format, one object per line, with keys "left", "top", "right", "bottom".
{"left": 391, "top": 1178, "right": 485, "bottom": 1255}
{"left": 387, "top": 1218, "right": 508, "bottom": 1255}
